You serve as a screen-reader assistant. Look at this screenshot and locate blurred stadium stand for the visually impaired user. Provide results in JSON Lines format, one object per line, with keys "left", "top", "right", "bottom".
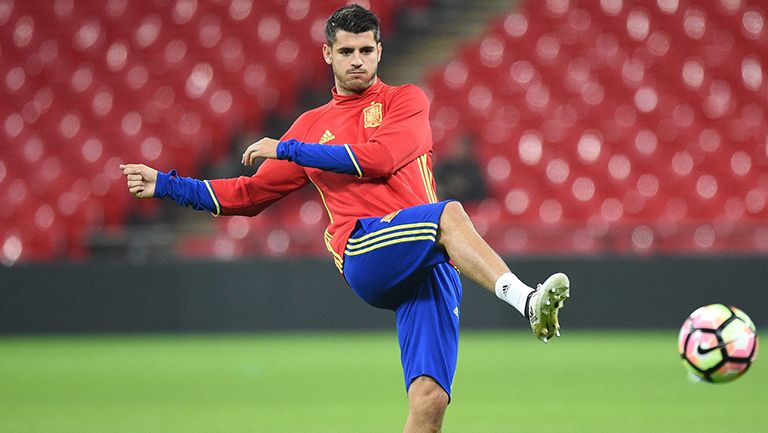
{"left": 0, "top": 0, "right": 424, "bottom": 263}
{"left": 424, "top": 0, "right": 768, "bottom": 256}
{"left": 1, "top": 0, "right": 767, "bottom": 265}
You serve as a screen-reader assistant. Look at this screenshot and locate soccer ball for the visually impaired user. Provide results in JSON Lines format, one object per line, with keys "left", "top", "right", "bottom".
{"left": 678, "top": 304, "right": 758, "bottom": 383}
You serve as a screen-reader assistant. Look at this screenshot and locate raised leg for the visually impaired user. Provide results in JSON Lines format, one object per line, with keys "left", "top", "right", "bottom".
{"left": 436, "top": 201, "right": 509, "bottom": 293}
{"left": 436, "top": 201, "right": 570, "bottom": 341}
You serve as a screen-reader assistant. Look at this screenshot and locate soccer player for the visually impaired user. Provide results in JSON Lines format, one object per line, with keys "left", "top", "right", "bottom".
{"left": 121, "top": 5, "right": 570, "bottom": 433}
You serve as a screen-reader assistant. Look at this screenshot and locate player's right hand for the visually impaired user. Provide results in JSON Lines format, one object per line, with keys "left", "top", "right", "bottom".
{"left": 120, "top": 164, "right": 158, "bottom": 199}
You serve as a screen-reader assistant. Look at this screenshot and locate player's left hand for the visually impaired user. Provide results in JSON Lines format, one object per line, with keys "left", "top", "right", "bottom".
{"left": 242, "top": 138, "right": 279, "bottom": 166}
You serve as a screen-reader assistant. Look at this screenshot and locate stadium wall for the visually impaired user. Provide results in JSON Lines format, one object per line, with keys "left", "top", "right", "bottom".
{"left": 1, "top": 256, "right": 766, "bottom": 333}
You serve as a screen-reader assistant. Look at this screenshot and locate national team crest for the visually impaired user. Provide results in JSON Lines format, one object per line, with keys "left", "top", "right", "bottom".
{"left": 363, "top": 102, "right": 383, "bottom": 128}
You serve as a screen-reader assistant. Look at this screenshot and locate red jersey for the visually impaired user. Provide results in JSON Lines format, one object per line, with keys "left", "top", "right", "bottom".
{"left": 208, "top": 78, "right": 438, "bottom": 271}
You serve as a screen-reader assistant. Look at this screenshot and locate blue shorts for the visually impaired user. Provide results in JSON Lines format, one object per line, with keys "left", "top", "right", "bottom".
{"left": 343, "top": 201, "right": 462, "bottom": 397}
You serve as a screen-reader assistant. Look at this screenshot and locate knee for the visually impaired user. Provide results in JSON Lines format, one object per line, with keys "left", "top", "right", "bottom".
{"left": 438, "top": 201, "right": 472, "bottom": 245}
{"left": 439, "top": 201, "right": 470, "bottom": 232}
{"left": 442, "top": 201, "right": 467, "bottom": 222}
{"left": 408, "top": 377, "right": 449, "bottom": 427}
{"left": 412, "top": 388, "right": 449, "bottom": 415}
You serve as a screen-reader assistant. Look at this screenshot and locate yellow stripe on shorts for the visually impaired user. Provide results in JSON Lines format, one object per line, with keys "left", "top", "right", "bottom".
{"left": 345, "top": 228, "right": 438, "bottom": 250}
{"left": 344, "top": 235, "right": 437, "bottom": 256}
{"left": 346, "top": 222, "right": 438, "bottom": 244}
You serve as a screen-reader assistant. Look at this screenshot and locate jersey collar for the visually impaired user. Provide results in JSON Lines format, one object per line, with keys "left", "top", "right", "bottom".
{"left": 331, "top": 77, "right": 384, "bottom": 105}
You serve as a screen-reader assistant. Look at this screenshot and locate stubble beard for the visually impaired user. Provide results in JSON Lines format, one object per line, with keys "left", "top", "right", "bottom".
{"left": 335, "top": 69, "right": 377, "bottom": 95}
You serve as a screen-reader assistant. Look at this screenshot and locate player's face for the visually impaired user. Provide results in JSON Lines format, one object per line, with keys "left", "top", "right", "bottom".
{"left": 323, "top": 30, "right": 381, "bottom": 95}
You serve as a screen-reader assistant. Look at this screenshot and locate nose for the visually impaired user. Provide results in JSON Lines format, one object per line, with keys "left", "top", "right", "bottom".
{"left": 351, "top": 52, "right": 363, "bottom": 67}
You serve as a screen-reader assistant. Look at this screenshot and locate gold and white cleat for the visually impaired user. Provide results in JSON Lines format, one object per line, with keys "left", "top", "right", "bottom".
{"left": 526, "top": 273, "right": 570, "bottom": 343}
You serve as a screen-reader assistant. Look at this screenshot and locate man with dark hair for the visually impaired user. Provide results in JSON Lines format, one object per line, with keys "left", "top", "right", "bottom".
{"left": 121, "top": 4, "right": 570, "bottom": 432}
{"left": 325, "top": 3, "right": 381, "bottom": 45}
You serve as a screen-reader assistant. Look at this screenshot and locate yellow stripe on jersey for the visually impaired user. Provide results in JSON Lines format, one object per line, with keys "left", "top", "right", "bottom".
{"left": 416, "top": 154, "right": 429, "bottom": 201}
{"left": 417, "top": 154, "right": 438, "bottom": 203}
{"left": 424, "top": 159, "right": 438, "bottom": 202}
{"left": 426, "top": 159, "right": 438, "bottom": 202}
{"left": 323, "top": 230, "right": 341, "bottom": 260}
{"left": 324, "top": 230, "right": 342, "bottom": 261}
{"left": 311, "top": 181, "right": 342, "bottom": 271}
{"left": 344, "top": 144, "right": 363, "bottom": 178}
{"left": 344, "top": 235, "right": 437, "bottom": 256}
{"left": 345, "top": 228, "right": 438, "bottom": 250}
{"left": 203, "top": 180, "right": 221, "bottom": 217}
{"left": 323, "top": 230, "right": 343, "bottom": 272}
{"left": 310, "top": 181, "right": 334, "bottom": 224}
{"left": 346, "top": 222, "right": 438, "bottom": 244}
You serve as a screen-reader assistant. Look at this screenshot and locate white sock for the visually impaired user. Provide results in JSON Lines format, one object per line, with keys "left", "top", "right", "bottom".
{"left": 495, "top": 272, "right": 534, "bottom": 317}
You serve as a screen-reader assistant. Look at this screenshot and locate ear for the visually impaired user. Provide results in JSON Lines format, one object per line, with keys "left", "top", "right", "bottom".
{"left": 377, "top": 42, "right": 382, "bottom": 62}
{"left": 323, "top": 44, "right": 332, "bottom": 65}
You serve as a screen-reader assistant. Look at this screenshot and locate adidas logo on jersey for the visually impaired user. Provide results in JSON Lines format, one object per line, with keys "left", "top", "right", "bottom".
{"left": 319, "top": 130, "right": 335, "bottom": 144}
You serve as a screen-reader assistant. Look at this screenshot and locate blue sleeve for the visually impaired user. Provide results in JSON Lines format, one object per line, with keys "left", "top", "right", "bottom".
{"left": 154, "top": 170, "right": 221, "bottom": 216}
{"left": 277, "top": 139, "right": 363, "bottom": 177}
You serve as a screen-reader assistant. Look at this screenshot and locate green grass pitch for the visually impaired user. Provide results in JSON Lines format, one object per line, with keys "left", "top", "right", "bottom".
{"left": 0, "top": 331, "right": 764, "bottom": 433}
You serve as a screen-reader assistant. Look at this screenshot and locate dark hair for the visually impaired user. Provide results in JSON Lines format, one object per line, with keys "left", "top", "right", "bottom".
{"left": 324, "top": 4, "right": 381, "bottom": 45}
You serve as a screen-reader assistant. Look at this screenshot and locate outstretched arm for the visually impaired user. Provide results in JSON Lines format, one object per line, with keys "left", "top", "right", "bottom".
{"left": 122, "top": 112, "right": 312, "bottom": 215}
{"left": 121, "top": 158, "right": 309, "bottom": 217}
{"left": 120, "top": 160, "right": 309, "bottom": 216}
{"left": 120, "top": 163, "right": 219, "bottom": 214}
